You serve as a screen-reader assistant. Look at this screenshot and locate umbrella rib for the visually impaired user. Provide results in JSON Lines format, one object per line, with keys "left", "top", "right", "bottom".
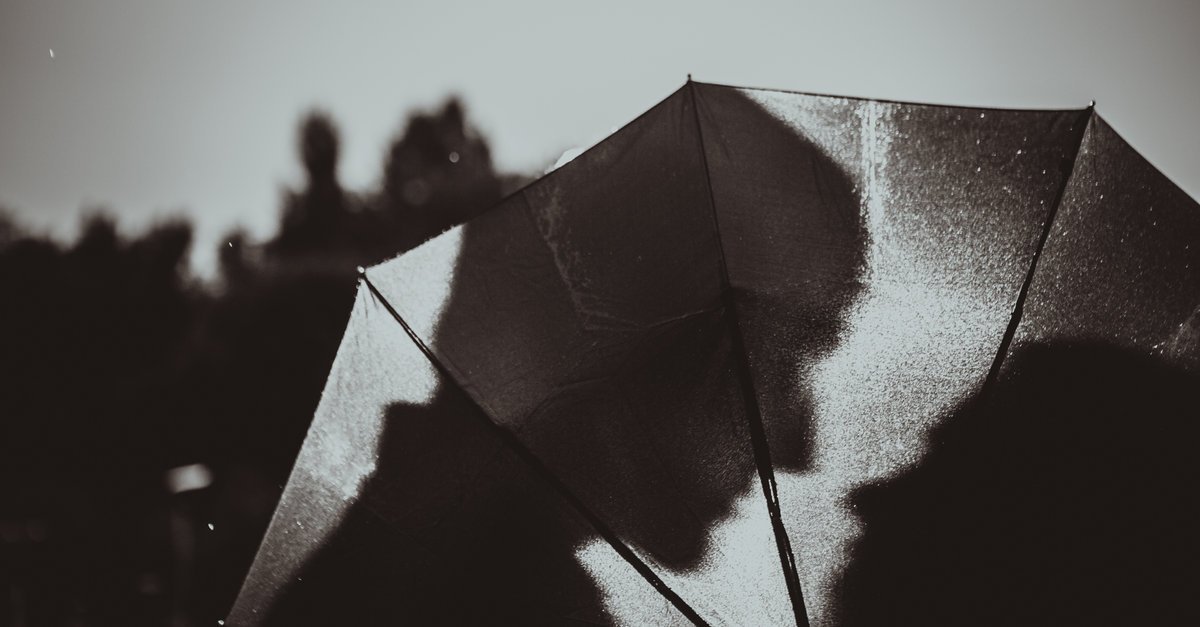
{"left": 686, "top": 79, "right": 811, "bottom": 627}
{"left": 359, "top": 273, "right": 712, "bottom": 627}
{"left": 981, "top": 105, "right": 1096, "bottom": 393}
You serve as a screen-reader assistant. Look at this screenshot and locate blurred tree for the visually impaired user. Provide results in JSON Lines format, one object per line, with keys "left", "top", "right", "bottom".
{"left": 0, "top": 96, "right": 525, "bottom": 626}
{"left": 202, "top": 100, "right": 513, "bottom": 474}
{"left": 378, "top": 97, "right": 503, "bottom": 249}
{"left": 0, "top": 213, "right": 203, "bottom": 626}
{"left": 1, "top": 207, "right": 20, "bottom": 248}
{"left": 186, "top": 100, "right": 516, "bottom": 622}
{"left": 274, "top": 112, "right": 347, "bottom": 254}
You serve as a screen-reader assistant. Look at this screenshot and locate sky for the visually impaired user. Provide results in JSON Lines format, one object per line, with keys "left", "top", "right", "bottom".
{"left": 2, "top": 0, "right": 1198, "bottom": 274}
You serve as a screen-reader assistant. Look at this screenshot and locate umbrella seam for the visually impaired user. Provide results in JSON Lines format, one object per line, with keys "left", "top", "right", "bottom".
{"left": 981, "top": 106, "right": 1096, "bottom": 392}
{"left": 686, "top": 79, "right": 811, "bottom": 627}
{"left": 359, "top": 272, "right": 713, "bottom": 627}
{"left": 696, "top": 79, "right": 1093, "bottom": 114}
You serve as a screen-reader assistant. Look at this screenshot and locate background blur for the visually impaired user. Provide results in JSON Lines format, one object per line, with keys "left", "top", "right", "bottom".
{"left": 1, "top": 0, "right": 1197, "bottom": 625}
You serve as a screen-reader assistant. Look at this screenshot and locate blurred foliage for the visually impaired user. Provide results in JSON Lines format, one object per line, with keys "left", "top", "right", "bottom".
{"left": 0, "top": 98, "right": 532, "bottom": 626}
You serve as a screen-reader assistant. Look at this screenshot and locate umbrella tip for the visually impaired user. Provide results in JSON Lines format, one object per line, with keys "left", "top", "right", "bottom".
{"left": 356, "top": 265, "right": 366, "bottom": 278}
{"left": 1088, "top": 99, "right": 1096, "bottom": 108}
{"left": 687, "top": 73, "right": 692, "bottom": 83}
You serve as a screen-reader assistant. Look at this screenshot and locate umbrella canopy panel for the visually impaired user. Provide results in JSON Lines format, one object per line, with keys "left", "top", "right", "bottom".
{"left": 231, "top": 82, "right": 1200, "bottom": 626}
{"left": 1011, "top": 114, "right": 1200, "bottom": 359}
{"left": 693, "top": 85, "right": 1092, "bottom": 624}
{"left": 227, "top": 285, "right": 692, "bottom": 625}
{"left": 365, "top": 88, "right": 800, "bottom": 625}
{"left": 834, "top": 115, "right": 1200, "bottom": 625}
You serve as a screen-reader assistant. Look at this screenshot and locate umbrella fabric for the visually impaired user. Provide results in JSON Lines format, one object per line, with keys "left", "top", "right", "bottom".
{"left": 229, "top": 82, "right": 1200, "bottom": 626}
{"left": 697, "top": 87, "right": 1093, "bottom": 624}
{"left": 1009, "top": 114, "right": 1200, "bottom": 358}
{"left": 227, "top": 284, "right": 690, "bottom": 625}
{"left": 831, "top": 112, "right": 1200, "bottom": 626}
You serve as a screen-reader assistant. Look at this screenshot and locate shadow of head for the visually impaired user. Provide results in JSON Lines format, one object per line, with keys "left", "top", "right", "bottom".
{"left": 425, "top": 87, "right": 866, "bottom": 569}
{"left": 691, "top": 85, "right": 868, "bottom": 476}
{"left": 260, "top": 87, "right": 869, "bottom": 622}
{"left": 839, "top": 342, "right": 1200, "bottom": 626}
{"left": 261, "top": 391, "right": 610, "bottom": 626}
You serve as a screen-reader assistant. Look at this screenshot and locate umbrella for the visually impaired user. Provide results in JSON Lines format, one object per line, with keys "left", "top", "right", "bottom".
{"left": 228, "top": 80, "right": 1200, "bottom": 626}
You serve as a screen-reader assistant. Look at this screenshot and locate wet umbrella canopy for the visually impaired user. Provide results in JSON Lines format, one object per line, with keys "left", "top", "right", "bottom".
{"left": 229, "top": 81, "right": 1200, "bottom": 626}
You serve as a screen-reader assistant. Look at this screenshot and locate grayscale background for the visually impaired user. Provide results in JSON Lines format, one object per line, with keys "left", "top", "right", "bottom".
{"left": 2, "top": 0, "right": 1197, "bottom": 274}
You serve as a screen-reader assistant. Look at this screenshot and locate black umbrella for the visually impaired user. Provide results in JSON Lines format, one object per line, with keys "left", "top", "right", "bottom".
{"left": 228, "top": 80, "right": 1200, "bottom": 626}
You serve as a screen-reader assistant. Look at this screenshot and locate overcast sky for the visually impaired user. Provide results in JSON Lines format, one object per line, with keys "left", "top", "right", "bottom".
{"left": 2, "top": 0, "right": 1197, "bottom": 274}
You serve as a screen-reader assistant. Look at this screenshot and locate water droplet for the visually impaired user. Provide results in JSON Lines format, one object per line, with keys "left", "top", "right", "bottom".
{"left": 448, "top": 151, "right": 460, "bottom": 163}
{"left": 1041, "top": 169, "right": 1046, "bottom": 175}
{"left": 975, "top": 138, "right": 981, "bottom": 145}
{"left": 1016, "top": 149, "right": 1022, "bottom": 155}
{"left": 980, "top": 112, "right": 986, "bottom": 118}
{"left": 207, "top": 523, "right": 214, "bottom": 531}
{"left": 49, "top": 49, "right": 55, "bottom": 59}
{"left": 976, "top": 166, "right": 981, "bottom": 172}
{"left": 227, "top": 242, "right": 233, "bottom": 248}
{"left": 1099, "top": 194, "right": 1104, "bottom": 199}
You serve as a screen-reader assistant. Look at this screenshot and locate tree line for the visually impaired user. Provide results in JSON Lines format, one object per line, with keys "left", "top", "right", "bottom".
{"left": 0, "top": 98, "right": 528, "bottom": 626}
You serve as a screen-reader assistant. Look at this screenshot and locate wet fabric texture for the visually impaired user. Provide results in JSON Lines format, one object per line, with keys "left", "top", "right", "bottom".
{"left": 231, "top": 83, "right": 1200, "bottom": 626}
